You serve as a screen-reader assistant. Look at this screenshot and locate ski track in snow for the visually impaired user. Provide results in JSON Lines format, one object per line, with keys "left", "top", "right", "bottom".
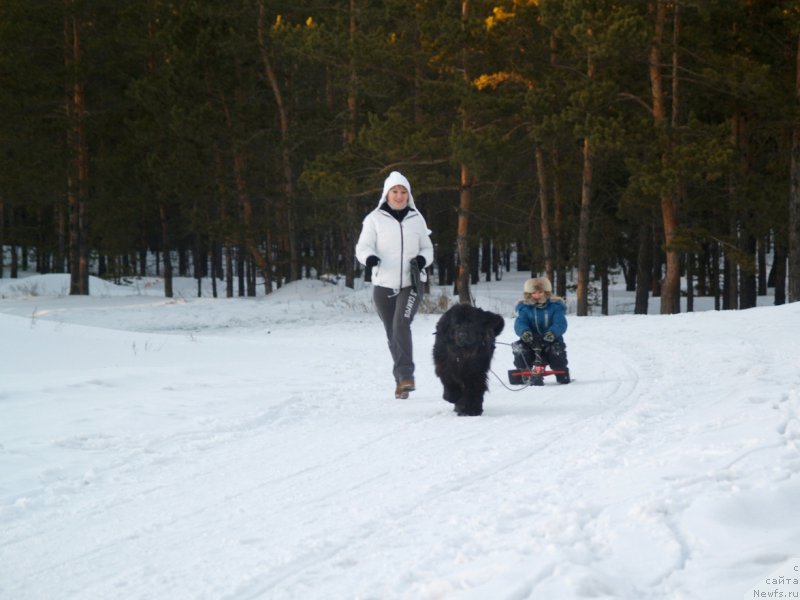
{"left": 5, "top": 318, "right": 648, "bottom": 599}
{"left": 1, "top": 276, "right": 799, "bottom": 599}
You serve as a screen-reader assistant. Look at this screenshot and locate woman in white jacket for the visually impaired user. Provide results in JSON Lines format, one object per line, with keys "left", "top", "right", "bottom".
{"left": 356, "top": 171, "right": 434, "bottom": 399}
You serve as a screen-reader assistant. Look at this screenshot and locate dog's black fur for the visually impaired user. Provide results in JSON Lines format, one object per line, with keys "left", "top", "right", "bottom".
{"left": 433, "top": 303, "right": 505, "bottom": 416}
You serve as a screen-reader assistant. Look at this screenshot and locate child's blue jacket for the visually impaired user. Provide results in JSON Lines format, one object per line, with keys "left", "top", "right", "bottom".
{"left": 514, "top": 298, "right": 568, "bottom": 339}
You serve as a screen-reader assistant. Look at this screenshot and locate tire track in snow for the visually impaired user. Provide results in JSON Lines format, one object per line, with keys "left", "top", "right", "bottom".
{"left": 0, "top": 313, "right": 672, "bottom": 600}
{"left": 218, "top": 339, "right": 650, "bottom": 599}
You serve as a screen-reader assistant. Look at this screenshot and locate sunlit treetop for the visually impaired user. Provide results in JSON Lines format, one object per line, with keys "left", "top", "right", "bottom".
{"left": 473, "top": 71, "right": 533, "bottom": 90}
{"left": 273, "top": 15, "right": 316, "bottom": 31}
{"left": 485, "top": 1, "right": 540, "bottom": 31}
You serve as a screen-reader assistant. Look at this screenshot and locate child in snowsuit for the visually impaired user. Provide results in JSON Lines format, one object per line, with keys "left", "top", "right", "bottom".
{"left": 512, "top": 277, "right": 570, "bottom": 384}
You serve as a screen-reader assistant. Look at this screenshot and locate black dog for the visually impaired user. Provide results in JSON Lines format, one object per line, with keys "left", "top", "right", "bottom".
{"left": 433, "top": 303, "right": 505, "bottom": 416}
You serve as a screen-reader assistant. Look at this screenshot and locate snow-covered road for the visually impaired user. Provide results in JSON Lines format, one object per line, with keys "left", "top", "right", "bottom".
{"left": 2, "top": 275, "right": 799, "bottom": 599}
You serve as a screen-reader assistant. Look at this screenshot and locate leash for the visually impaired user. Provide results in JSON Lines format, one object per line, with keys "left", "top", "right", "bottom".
{"left": 491, "top": 341, "right": 534, "bottom": 392}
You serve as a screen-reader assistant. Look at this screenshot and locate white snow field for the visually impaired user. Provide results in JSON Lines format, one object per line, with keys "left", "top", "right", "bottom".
{"left": 1, "top": 271, "right": 799, "bottom": 600}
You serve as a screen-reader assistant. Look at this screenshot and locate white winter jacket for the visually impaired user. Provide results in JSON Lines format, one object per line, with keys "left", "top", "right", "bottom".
{"left": 355, "top": 172, "right": 434, "bottom": 290}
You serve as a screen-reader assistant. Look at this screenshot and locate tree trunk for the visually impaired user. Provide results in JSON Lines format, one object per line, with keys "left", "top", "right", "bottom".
{"left": 258, "top": 0, "right": 298, "bottom": 284}
{"left": 576, "top": 135, "right": 593, "bottom": 316}
{"left": 226, "top": 243, "right": 234, "bottom": 297}
{"left": 666, "top": 1, "right": 683, "bottom": 313}
{"left": 0, "top": 197, "right": 4, "bottom": 278}
{"left": 64, "top": 8, "right": 89, "bottom": 295}
{"left": 247, "top": 256, "right": 255, "bottom": 297}
{"left": 650, "top": 0, "right": 679, "bottom": 314}
{"left": 178, "top": 245, "right": 188, "bottom": 277}
{"left": 528, "top": 197, "right": 538, "bottom": 274}
{"left": 482, "top": 238, "right": 491, "bottom": 282}
{"left": 233, "top": 148, "right": 271, "bottom": 292}
{"left": 697, "top": 243, "right": 708, "bottom": 297}
{"left": 159, "top": 200, "right": 173, "bottom": 298}
{"left": 56, "top": 203, "right": 67, "bottom": 273}
{"left": 575, "top": 38, "right": 596, "bottom": 316}
{"left": 712, "top": 242, "right": 720, "bottom": 310}
{"left": 635, "top": 221, "right": 652, "bottom": 314}
{"left": 489, "top": 240, "right": 497, "bottom": 282}
{"left": 456, "top": 0, "right": 472, "bottom": 305}
{"left": 10, "top": 233, "right": 18, "bottom": 278}
{"left": 789, "top": 32, "right": 800, "bottom": 302}
{"left": 757, "top": 236, "right": 767, "bottom": 296}
{"left": 343, "top": 0, "right": 358, "bottom": 289}
{"left": 237, "top": 244, "right": 245, "bottom": 296}
{"left": 549, "top": 35, "right": 567, "bottom": 298}
{"left": 211, "top": 245, "right": 218, "bottom": 298}
{"left": 774, "top": 240, "right": 787, "bottom": 305}
{"left": 552, "top": 147, "right": 567, "bottom": 297}
{"left": 724, "top": 222, "right": 738, "bottom": 310}
{"left": 740, "top": 233, "right": 757, "bottom": 309}
{"left": 685, "top": 253, "right": 694, "bottom": 312}
{"left": 456, "top": 164, "right": 472, "bottom": 304}
{"left": 213, "top": 147, "right": 236, "bottom": 298}
{"left": 535, "top": 144, "right": 553, "bottom": 282}
{"left": 219, "top": 90, "right": 272, "bottom": 293}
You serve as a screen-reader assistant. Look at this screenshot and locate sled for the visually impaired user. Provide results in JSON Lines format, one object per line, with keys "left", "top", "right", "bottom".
{"left": 507, "top": 364, "right": 568, "bottom": 386}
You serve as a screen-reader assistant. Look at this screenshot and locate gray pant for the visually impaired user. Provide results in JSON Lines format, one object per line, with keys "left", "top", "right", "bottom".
{"left": 373, "top": 286, "right": 420, "bottom": 382}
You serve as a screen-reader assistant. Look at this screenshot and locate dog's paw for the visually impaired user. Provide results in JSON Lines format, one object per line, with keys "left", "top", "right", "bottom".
{"left": 455, "top": 405, "right": 482, "bottom": 417}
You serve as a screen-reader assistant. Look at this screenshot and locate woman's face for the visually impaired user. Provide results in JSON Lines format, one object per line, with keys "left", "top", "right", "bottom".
{"left": 386, "top": 185, "right": 409, "bottom": 210}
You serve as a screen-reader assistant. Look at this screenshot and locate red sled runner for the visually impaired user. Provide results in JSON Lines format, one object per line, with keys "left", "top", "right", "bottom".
{"left": 507, "top": 364, "right": 568, "bottom": 386}
{"left": 507, "top": 339, "right": 571, "bottom": 386}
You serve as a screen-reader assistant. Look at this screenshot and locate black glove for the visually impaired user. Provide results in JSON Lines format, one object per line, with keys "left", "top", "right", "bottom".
{"left": 365, "top": 255, "right": 379, "bottom": 282}
{"left": 409, "top": 256, "right": 425, "bottom": 297}
{"left": 520, "top": 330, "right": 534, "bottom": 344}
{"left": 543, "top": 331, "right": 556, "bottom": 343}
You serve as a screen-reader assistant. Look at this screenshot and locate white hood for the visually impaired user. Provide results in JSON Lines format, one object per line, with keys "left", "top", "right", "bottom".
{"left": 378, "top": 171, "right": 417, "bottom": 209}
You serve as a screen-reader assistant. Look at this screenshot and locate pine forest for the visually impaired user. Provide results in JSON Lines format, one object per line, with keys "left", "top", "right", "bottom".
{"left": 2, "top": 0, "right": 800, "bottom": 315}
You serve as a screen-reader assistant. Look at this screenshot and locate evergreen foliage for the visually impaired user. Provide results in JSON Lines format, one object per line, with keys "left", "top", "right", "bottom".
{"left": 0, "top": 0, "right": 797, "bottom": 308}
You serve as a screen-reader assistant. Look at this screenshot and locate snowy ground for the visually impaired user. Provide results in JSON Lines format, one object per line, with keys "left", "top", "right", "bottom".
{"left": 1, "top": 271, "right": 799, "bottom": 600}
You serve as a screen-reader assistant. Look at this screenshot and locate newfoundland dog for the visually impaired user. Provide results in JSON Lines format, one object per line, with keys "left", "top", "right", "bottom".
{"left": 433, "top": 303, "right": 505, "bottom": 416}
